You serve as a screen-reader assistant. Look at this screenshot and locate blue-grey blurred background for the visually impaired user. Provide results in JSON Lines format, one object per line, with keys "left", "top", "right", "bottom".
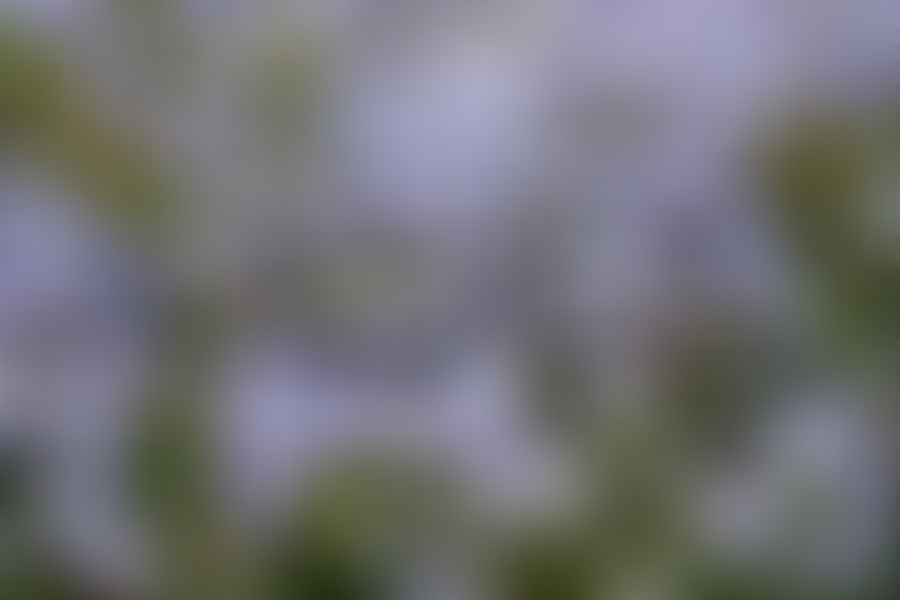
{"left": 1, "top": 1, "right": 900, "bottom": 598}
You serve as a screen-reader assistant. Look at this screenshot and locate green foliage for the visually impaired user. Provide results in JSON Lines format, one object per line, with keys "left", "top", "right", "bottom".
{"left": 762, "top": 108, "right": 900, "bottom": 350}
{"left": 0, "top": 21, "right": 61, "bottom": 139}
{"left": 0, "top": 24, "right": 172, "bottom": 242}
{"left": 493, "top": 529, "right": 598, "bottom": 600}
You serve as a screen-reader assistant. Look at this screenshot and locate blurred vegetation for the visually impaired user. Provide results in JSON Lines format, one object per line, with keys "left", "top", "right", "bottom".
{"left": 762, "top": 105, "right": 900, "bottom": 355}
{"left": 1, "top": 6, "right": 899, "bottom": 600}
{"left": 0, "top": 19, "right": 171, "bottom": 243}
